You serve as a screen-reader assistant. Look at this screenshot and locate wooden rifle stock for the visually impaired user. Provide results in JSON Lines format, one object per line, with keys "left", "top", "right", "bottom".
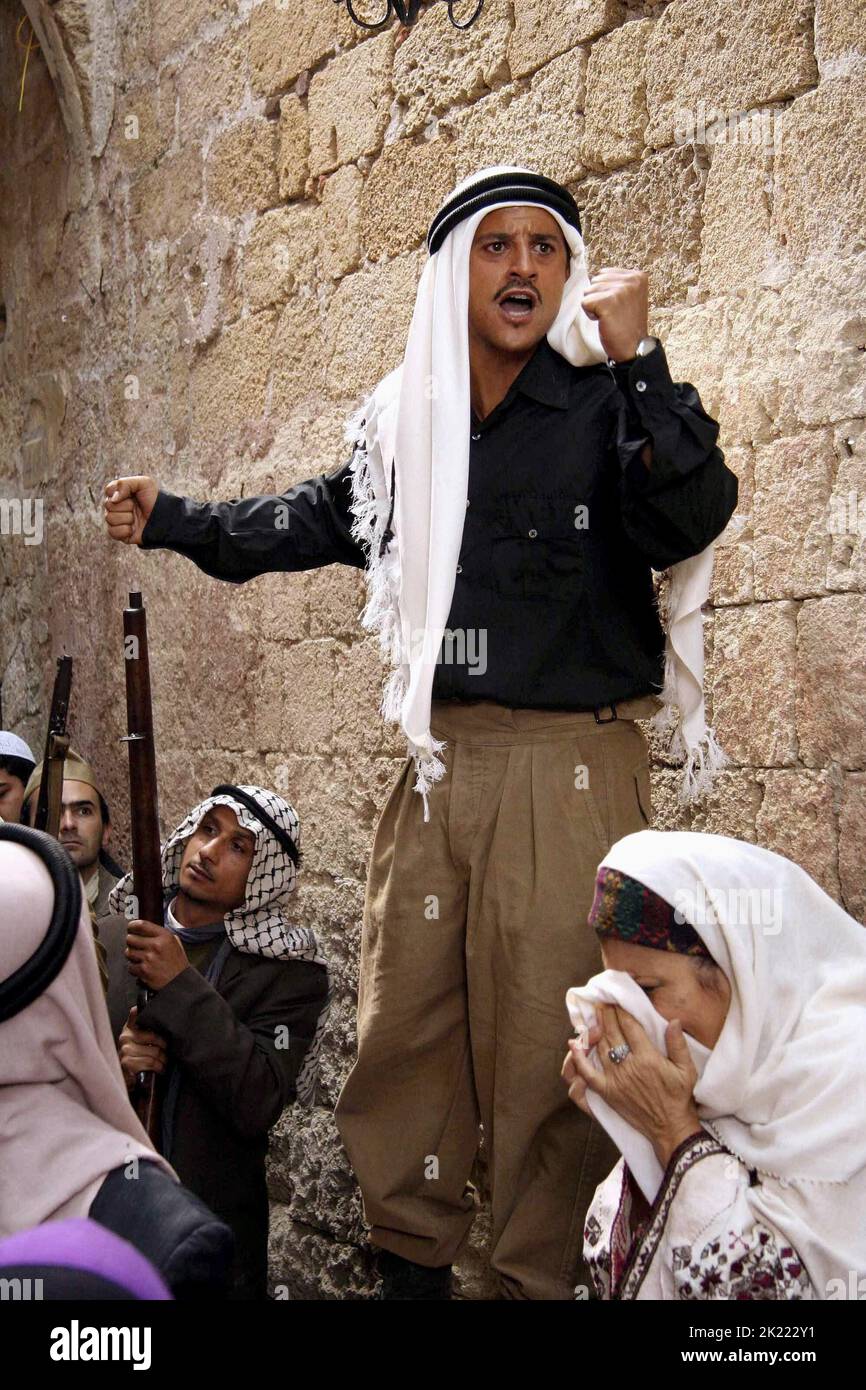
{"left": 121, "top": 591, "right": 164, "bottom": 1148}
{"left": 34, "top": 656, "right": 73, "bottom": 838}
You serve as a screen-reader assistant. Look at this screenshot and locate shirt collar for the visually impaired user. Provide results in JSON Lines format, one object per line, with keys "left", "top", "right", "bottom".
{"left": 504, "top": 337, "right": 574, "bottom": 412}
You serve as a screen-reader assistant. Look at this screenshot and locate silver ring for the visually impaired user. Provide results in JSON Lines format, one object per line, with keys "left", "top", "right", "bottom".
{"left": 608, "top": 1043, "right": 632, "bottom": 1065}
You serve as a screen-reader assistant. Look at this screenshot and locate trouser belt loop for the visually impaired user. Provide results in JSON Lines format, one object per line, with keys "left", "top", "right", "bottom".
{"left": 593, "top": 703, "right": 618, "bottom": 724}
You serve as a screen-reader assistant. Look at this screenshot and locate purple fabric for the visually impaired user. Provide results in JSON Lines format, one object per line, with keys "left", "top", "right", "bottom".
{"left": 0, "top": 1219, "right": 172, "bottom": 1300}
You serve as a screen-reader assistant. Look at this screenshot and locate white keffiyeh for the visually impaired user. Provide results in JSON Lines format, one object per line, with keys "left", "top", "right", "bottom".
{"left": 345, "top": 166, "right": 725, "bottom": 820}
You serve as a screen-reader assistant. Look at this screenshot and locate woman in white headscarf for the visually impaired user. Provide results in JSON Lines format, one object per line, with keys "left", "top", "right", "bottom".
{"left": 0, "top": 824, "right": 232, "bottom": 1297}
{"left": 562, "top": 829, "right": 866, "bottom": 1300}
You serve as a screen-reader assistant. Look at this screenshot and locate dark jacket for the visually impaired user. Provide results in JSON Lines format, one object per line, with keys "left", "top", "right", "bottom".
{"left": 101, "top": 914, "right": 328, "bottom": 1299}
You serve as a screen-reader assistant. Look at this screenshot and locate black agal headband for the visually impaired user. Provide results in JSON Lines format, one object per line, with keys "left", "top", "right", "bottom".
{"left": 210, "top": 784, "right": 300, "bottom": 868}
{"left": 427, "top": 170, "right": 582, "bottom": 256}
{"left": 0, "top": 825, "right": 83, "bottom": 1023}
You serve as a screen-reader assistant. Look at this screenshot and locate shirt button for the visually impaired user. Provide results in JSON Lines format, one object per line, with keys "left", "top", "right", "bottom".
{"left": 635, "top": 379, "right": 647, "bottom": 393}
{"left": 471, "top": 432, "right": 481, "bottom": 441}
{"left": 528, "top": 528, "right": 538, "bottom": 539}
{"left": 456, "top": 564, "right": 463, "bottom": 574}
{"left": 465, "top": 498, "right": 470, "bottom": 508}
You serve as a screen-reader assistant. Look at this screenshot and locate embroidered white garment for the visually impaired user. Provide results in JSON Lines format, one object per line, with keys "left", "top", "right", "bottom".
{"left": 346, "top": 166, "right": 724, "bottom": 820}
{"left": 568, "top": 828, "right": 866, "bottom": 1296}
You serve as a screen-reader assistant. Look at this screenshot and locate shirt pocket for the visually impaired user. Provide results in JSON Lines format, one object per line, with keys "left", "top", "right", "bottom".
{"left": 462, "top": 490, "right": 587, "bottom": 604}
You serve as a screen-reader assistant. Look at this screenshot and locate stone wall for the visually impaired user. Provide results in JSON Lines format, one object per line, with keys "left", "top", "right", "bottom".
{"left": 1, "top": 0, "right": 864, "bottom": 1298}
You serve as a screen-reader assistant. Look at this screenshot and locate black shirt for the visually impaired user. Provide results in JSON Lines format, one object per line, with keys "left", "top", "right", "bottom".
{"left": 141, "top": 338, "right": 737, "bottom": 710}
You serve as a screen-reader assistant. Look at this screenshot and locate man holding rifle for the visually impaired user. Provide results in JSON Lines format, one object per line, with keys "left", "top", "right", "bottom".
{"left": 101, "top": 784, "right": 329, "bottom": 1300}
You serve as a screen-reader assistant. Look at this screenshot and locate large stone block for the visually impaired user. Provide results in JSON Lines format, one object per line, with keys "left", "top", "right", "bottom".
{"left": 255, "top": 638, "right": 336, "bottom": 753}
{"left": 206, "top": 116, "right": 279, "bottom": 215}
{"left": 445, "top": 48, "right": 589, "bottom": 188}
{"left": 321, "top": 164, "right": 364, "bottom": 278}
{"left": 796, "top": 595, "right": 866, "bottom": 769}
{"left": 332, "top": 636, "right": 398, "bottom": 760}
{"left": 167, "top": 219, "right": 244, "bottom": 349}
{"left": 268, "top": 1202, "right": 374, "bottom": 1300}
{"left": 755, "top": 770, "right": 840, "bottom": 902}
{"left": 710, "top": 603, "right": 798, "bottom": 767}
{"left": 176, "top": 25, "right": 247, "bottom": 132}
{"left": 826, "top": 420, "right": 866, "bottom": 595}
{"left": 772, "top": 78, "right": 866, "bottom": 264}
{"left": 815, "top": 0, "right": 866, "bottom": 76}
{"left": 189, "top": 307, "right": 276, "bottom": 438}
{"left": 645, "top": 0, "right": 817, "bottom": 150}
{"left": 129, "top": 144, "right": 203, "bottom": 247}
{"left": 249, "top": 0, "right": 356, "bottom": 99}
{"left": 114, "top": 82, "right": 176, "bottom": 171}
{"left": 508, "top": 0, "right": 624, "bottom": 81}
{"left": 752, "top": 431, "right": 834, "bottom": 600}
{"left": 268, "top": 295, "right": 329, "bottom": 417}
{"left": 392, "top": 1, "right": 512, "bottom": 137}
{"left": 582, "top": 17, "right": 653, "bottom": 171}
{"left": 710, "top": 543, "right": 754, "bottom": 606}
{"left": 361, "top": 138, "right": 455, "bottom": 261}
{"left": 579, "top": 144, "right": 706, "bottom": 305}
{"left": 147, "top": 0, "right": 235, "bottom": 68}
{"left": 839, "top": 774, "right": 866, "bottom": 922}
{"left": 687, "top": 769, "right": 762, "bottom": 843}
{"left": 244, "top": 204, "right": 320, "bottom": 312}
{"left": 278, "top": 94, "right": 310, "bottom": 200}
{"left": 699, "top": 140, "right": 774, "bottom": 296}
{"left": 308, "top": 31, "right": 394, "bottom": 176}
{"left": 326, "top": 248, "right": 424, "bottom": 397}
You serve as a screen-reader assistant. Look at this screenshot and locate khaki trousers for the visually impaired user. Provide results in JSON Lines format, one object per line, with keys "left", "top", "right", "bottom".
{"left": 335, "top": 695, "right": 658, "bottom": 1299}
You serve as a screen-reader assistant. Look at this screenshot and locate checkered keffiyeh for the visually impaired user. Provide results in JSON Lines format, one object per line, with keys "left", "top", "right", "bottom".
{"left": 109, "top": 785, "right": 330, "bottom": 1104}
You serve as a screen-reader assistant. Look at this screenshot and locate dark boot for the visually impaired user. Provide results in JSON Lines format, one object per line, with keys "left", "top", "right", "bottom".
{"left": 376, "top": 1250, "right": 453, "bottom": 1300}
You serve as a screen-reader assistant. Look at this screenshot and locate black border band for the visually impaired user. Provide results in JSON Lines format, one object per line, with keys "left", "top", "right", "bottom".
{"left": 0, "top": 825, "right": 82, "bottom": 1023}
{"left": 427, "top": 171, "right": 582, "bottom": 254}
{"left": 209, "top": 785, "right": 300, "bottom": 867}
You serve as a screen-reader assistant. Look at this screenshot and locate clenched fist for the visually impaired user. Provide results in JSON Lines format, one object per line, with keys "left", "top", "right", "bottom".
{"left": 581, "top": 267, "right": 650, "bottom": 364}
{"left": 103, "top": 476, "right": 159, "bottom": 546}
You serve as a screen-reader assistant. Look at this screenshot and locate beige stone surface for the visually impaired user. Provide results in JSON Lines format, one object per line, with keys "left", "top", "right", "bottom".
{"left": 815, "top": 0, "right": 866, "bottom": 75}
{"left": 308, "top": 31, "right": 394, "bottom": 176}
{"left": 361, "top": 138, "right": 455, "bottom": 260}
{"left": 796, "top": 596, "right": 866, "bottom": 769}
{"left": 710, "top": 603, "right": 799, "bottom": 767}
{"left": 206, "top": 116, "right": 279, "bottom": 215}
{"left": 582, "top": 17, "right": 653, "bottom": 171}
{"left": 320, "top": 165, "right": 364, "bottom": 278}
{"left": 392, "top": 1, "right": 512, "bottom": 136}
{"left": 326, "top": 248, "right": 425, "bottom": 396}
{"left": 244, "top": 204, "right": 320, "bottom": 312}
{"left": 445, "top": 48, "right": 589, "bottom": 188}
{"left": 752, "top": 432, "right": 834, "bottom": 600}
{"left": 4, "top": 0, "right": 866, "bottom": 1306}
{"left": 579, "top": 144, "right": 706, "bottom": 304}
{"left": 278, "top": 94, "right": 310, "bottom": 200}
{"left": 699, "top": 140, "right": 774, "bottom": 296}
{"left": 509, "top": 0, "right": 624, "bottom": 81}
{"left": 772, "top": 78, "right": 866, "bottom": 264}
{"left": 826, "top": 421, "right": 866, "bottom": 595}
{"left": 248, "top": 0, "right": 355, "bottom": 100}
{"left": 645, "top": 0, "right": 817, "bottom": 150}
{"left": 755, "top": 770, "right": 840, "bottom": 901}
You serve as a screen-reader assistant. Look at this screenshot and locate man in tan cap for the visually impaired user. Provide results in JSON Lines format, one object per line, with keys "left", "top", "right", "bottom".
{"left": 23, "top": 749, "right": 122, "bottom": 922}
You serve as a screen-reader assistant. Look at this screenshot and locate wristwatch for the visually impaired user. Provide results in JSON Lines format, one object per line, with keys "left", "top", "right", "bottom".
{"left": 635, "top": 335, "right": 659, "bottom": 357}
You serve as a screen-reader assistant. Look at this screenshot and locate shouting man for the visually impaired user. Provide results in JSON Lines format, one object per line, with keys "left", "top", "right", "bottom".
{"left": 103, "top": 167, "right": 737, "bottom": 1299}
{"left": 101, "top": 784, "right": 329, "bottom": 1299}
